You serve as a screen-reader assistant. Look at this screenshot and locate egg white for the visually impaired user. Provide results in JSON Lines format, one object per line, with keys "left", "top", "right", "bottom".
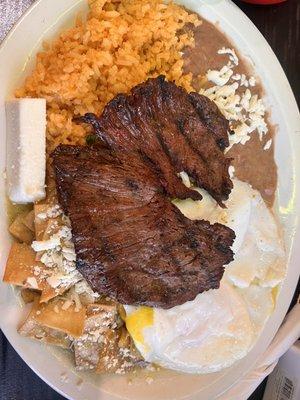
{"left": 125, "top": 282, "right": 254, "bottom": 373}
{"left": 125, "top": 178, "right": 285, "bottom": 374}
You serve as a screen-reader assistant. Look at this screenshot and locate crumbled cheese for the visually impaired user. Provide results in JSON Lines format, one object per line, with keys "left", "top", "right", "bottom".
{"left": 31, "top": 206, "right": 99, "bottom": 300}
{"left": 232, "top": 73, "right": 255, "bottom": 88}
{"left": 37, "top": 205, "right": 62, "bottom": 220}
{"left": 70, "top": 289, "right": 82, "bottom": 312}
{"left": 249, "top": 76, "right": 256, "bottom": 87}
{"left": 217, "top": 47, "right": 239, "bottom": 67}
{"left": 61, "top": 246, "right": 76, "bottom": 262}
{"left": 115, "top": 368, "right": 126, "bottom": 375}
{"left": 62, "top": 299, "right": 73, "bottom": 310}
{"left": 201, "top": 82, "right": 241, "bottom": 121}
{"left": 232, "top": 74, "right": 240, "bottom": 81}
{"left": 120, "top": 347, "right": 131, "bottom": 357}
{"left": 57, "top": 226, "right": 73, "bottom": 241}
{"left": 146, "top": 377, "right": 154, "bottom": 384}
{"left": 89, "top": 329, "right": 104, "bottom": 341}
{"left": 36, "top": 212, "right": 47, "bottom": 220}
{"left": 263, "top": 139, "right": 272, "bottom": 150}
{"left": 32, "top": 221, "right": 82, "bottom": 289}
{"left": 46, "top": 275, "right": 62, "bottom": 288}
{"left": 207, "top": 65, "right": 233, "bottom": 86}
{"left": 200, "top": 48, "right": 268, "bottom": 149}
{"left": 74, "top": 280, "right": 100, "bottom": 300}
{"left": 32, "top": 236, "right": 60, "bottom": 252}
{"left": 33, "top": 266, "right": 41, "bottom": 276}
{"left": 26, "top": 276, "right": 38, "bottom": 289}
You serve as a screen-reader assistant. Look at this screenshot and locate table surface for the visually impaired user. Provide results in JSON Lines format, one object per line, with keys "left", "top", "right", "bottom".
{"left": 0, "top": 1, "right": 299, "bottom": 399}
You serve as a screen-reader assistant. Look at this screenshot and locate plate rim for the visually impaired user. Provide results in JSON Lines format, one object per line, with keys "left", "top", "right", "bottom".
{"left": 0, "top": 0, "right": 299, "bottom": 399}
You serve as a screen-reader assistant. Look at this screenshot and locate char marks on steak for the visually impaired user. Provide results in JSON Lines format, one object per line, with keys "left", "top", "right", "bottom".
{"left": 52, "top": 144, "right": 235, "bottom": 309}
{"left": 77, "top": 75, "right": 232, "bottom": 205}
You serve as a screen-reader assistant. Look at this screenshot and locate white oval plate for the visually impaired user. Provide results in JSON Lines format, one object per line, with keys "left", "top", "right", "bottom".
{"left": 0, "top": 0, "right": 299, "bottom": 399}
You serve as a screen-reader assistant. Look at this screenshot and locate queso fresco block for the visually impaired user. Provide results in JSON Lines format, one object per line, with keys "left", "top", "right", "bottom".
{"left": 6, "top": 98, "right": 46, "bottom": 203}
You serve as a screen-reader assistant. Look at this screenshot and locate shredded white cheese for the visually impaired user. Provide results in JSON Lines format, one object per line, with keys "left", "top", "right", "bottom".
{"left": 217, "top": 47, "right": 239, "bottom": 67}
{"left": 200, "top": 48, "right": 268, "bottom": 149}
{"left": 263, "top": 139, "right": 272, "bottom": 150}
{"left": 207, "top": 66, "right": 233, "bottom": 86}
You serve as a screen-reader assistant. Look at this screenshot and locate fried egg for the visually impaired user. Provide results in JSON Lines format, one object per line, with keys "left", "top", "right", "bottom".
{"left": 125, "top": 282, "right": 254, "bottom": 373}
{"left": 124, "top": 179, "right": 285, "bottom": 373}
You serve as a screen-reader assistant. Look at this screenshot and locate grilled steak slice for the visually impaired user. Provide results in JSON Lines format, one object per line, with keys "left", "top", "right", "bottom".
{"left": 76, "top": 76, "right": 232, "bottom": 205}
{"left": 188, "top": 92, "right": 230, "bottom": 151}
{"left": 78, "top": 111, "right": 202, "bottom": 202}
{"left": 52, "top": 145, "right": 235, "bottom": 309}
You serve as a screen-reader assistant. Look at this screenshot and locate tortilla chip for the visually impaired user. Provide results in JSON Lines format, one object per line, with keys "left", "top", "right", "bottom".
{"left": 34, "top": 204, "right": 54, "bottom": 240}
{"left": 97, "top": 325, "right": 145, "bottom": 374}
{"left": 3, "top": 243, "right": 43, "bottom": 287}
{"left": 23, "top": 210, "right": 35, "bottom": 232}
{"left": 74, "top": 339, "right": 102, "bottom": 371}
{"left": 9, "top": 212, "right": 34, "bottom": 244}
{"left": 87, "top": 303, "right": 118, "bottom": 322}
{"left": 3, "top": 243, "right": 66, "bottom": 303}
{"left": 19, "top": 299, "right": 71, "bottom": 348}
{"left": 39, "top": 285, "right": 67, "bottom": 303}
{"left": 33, "top": 298, "right": 86, "bottom": 337}
{"left": 118, "top": 326, "right": 144, "bottom": 363}
{"left": 96, "top": 329, "right": 123, "bottom": 373}
{"left": 73, "top": 303, "right": 118, "bottom": 370}
{"left": 117, "top": 325, "right": 131, "bottom": 348}
{"left": 21, "top": 288, "right": 40, "bottom": 304}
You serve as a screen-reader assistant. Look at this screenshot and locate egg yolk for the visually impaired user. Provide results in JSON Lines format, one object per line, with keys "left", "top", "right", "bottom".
{"left": 272, "top": 285, "right": 279, "bottom": 302}
{"left": 125, "top": 307, "right": 154, "bottom": 347}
